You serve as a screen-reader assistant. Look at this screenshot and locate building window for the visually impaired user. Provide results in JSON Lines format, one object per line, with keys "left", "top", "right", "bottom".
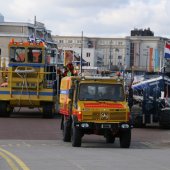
{"left": 86, "top": 52, "right": 90, "bottom": 57}
{"left": 59, "top": 40, "right": 64, "bottom": 43}
{"left": 118, "top": 42, "right": 123, "bottom": 45}
{"left": 68, "top": 40, "right": 73, "bottom": 43}
{"left": 77, "top": 40, "right": 81, "bottom": 44}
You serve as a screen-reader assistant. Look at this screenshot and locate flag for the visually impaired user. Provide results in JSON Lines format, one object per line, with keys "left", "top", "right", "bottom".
{"left": 164, "top": 42, "right": 170, "bottom": 59}
{"left": 154, "top": 49, "right": 159, "bottom": 72}
{"left": 28, "top": 34, "right": 36, "bottom": 42}
{"left": 64, "top": 50, "right": 73, "bottom": 66}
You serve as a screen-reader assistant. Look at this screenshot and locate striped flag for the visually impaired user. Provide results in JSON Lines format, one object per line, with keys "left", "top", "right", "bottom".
{"left": 164, "top": 41, "right": 170, "bottom": 59}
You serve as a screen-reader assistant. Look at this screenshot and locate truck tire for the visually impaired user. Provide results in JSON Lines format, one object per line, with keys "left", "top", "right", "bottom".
{"left": 72, "top": 123, "right": 82, "bottom": 147}
{"left": 119, "top": 130, "right": 131, "bottom": 148}
{"left": 42, "top": 102, "right": 54, "bottom": 118}
{"left": 62, "top": 116, "right": 71, "bottom": 142}
{"left": 0, "top": 101, "right": 10, "bottom": 117}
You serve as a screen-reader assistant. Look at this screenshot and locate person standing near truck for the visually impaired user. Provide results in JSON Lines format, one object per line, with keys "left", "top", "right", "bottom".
{"left": 128, "top": 84, "right": 134, "bottom": 112}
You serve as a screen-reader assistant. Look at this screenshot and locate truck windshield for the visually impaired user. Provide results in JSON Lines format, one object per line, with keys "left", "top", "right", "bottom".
{"left": 28, "top": 48, "right": 42, "bottom": 63}
{"left": 10, "top": 47, "right": 25, "bottom": 62}
{"left": 79, "top": 83, "right": 125, "bottom": 101}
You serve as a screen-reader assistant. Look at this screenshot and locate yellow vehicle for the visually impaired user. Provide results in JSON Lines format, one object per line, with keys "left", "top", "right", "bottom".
{"left": 0, "top": 39, "right": 58, "bottom": 118}
{"left": 59, "top": 75, "right": 132, "bottom": 147}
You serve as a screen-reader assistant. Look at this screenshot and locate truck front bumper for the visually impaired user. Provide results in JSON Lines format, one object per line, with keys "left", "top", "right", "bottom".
{"left": 74, "top": 122, "right": 131, "bottom": 130}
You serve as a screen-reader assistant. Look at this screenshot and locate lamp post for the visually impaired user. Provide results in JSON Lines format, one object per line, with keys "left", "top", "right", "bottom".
{"left": 109, "top": 40, "right": 112, "bottom": 70}
{"left": 146, "top": 46, "right": 150, "bottom": 72}
{"left": 108, "top": 41, "right": 120, "bottom": 71}
{"left": 80, "top": 31, "right": 83, "bottom": 74}
{"left": 131, "top": 65, "right": 134, "bottom": 84}
{"left": 146, "top": 51, "right": 148, "bottom": 72}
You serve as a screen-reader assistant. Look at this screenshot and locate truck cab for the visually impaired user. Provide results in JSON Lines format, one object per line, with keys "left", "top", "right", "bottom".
{"left": 59, "top": 75, "right": 132, "bottom": 147}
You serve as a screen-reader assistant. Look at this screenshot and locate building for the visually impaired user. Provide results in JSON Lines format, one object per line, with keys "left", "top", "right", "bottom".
{"left": 53, "top": 34, "right": 168, "bottom": 74}
{"left": 0, "top": 13, "right": 4, "bottom": 22}
{"left": 131, "top": 28, "right": 154, "bottom": 36}
{"left": 53, "top": 35, "right": 130, "bottom": 71}
{"left": 0, "top": 18, "right": 55, "bottom": 65}
{"left": 127, "top": 36, "right": 166, "bottom": 74}
{"left": 0, "top": 18, "right": 168, "bottom": 74}
{"left": 53, "top": 35, "right": 95, "bottom": 69}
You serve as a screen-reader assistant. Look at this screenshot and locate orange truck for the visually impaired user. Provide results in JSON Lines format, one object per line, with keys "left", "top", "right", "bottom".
{"left": 59, "top": 75, "right": 132, "bottom": 147}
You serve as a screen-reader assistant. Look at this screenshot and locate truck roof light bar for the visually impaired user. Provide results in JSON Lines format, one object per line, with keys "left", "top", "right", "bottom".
{"left": 81, "top": 76, "right": 124, "bottom": 81}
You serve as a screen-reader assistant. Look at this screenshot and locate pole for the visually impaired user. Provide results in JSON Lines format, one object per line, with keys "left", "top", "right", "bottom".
{"left": 80, "top": 31, "right": 83, "bottom": 74}
{"left": 0, "top": 48, "right": 1, "bottom": 68}
{"left": 34, "top": 16, "right": 36, "bottom": 39}
{"left": 163, "top": 62, "right": 165, "bottom": 98}
{"left": 109, "top": 40, "right": 112, "bottom": 70}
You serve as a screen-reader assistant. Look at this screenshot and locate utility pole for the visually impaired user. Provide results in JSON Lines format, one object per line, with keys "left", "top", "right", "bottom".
{"left": 34, "top": 16, "right": 37, "bottom": 39}
{"left": 80, "top": 31, "right": 83, "bottom": 74}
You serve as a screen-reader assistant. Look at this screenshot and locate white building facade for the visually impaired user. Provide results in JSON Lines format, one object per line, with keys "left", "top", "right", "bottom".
{"left": 54, "top": 35, "right": 167, "bottom": 74}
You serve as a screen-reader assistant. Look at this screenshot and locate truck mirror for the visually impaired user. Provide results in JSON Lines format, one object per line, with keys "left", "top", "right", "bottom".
{"left": 69, "top": 89, "right": 74, "bottom": 99}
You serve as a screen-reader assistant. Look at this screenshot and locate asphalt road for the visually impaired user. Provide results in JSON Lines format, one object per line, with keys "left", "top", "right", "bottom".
{"left": 0, "top": 110, "right": 170, "bottom": 170}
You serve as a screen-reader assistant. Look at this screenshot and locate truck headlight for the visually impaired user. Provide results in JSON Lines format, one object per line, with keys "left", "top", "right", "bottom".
{"left": 81, "top": 123, "right": 89, "bottom": 128}
{"left": 121, "top": 124, "right": 129, "bottom": 129}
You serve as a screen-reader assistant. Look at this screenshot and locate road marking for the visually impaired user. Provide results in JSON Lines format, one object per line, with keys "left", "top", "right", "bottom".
{"left": 0, "top": 143, "right": 32, "bottom": 148}
{"left": 22, "top": 141, "right": 31, "bottom": 147}
{"left": 25, "top": 144, "right": 31, "bottom": 148}
{"left": 0, "top": 151, "right": 19, "bottom": 170}
{"left": 141, "top": 142, "right": 152, "bottom": 147}
{"left": 0, "top": 147, "right": 30, "bottom": 170}
{"left": 41, "top": 144, "right": 47, "bottom": 146}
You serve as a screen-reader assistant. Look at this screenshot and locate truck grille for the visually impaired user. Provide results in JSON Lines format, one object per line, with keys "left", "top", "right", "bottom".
{"left": 83, "top": 110, "right": 127, "bottom": 122}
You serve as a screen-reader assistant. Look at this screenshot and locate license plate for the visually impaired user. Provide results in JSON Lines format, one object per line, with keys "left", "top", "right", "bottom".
{"left": 101, "top": 124, "right": 111, "bottom": 128}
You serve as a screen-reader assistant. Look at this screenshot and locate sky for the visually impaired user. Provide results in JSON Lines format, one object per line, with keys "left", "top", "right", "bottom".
{"left": 0, "top": 0, "right": 170, "bottom": 38}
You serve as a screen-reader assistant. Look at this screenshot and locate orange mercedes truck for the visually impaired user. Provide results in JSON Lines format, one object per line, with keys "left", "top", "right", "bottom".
{"left": 59, "top": 75, "right": 132, "bottom": 147}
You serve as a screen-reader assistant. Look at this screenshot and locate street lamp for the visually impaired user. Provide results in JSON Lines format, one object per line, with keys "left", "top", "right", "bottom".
{"left": 108, "top": 40, "right": 120, "bottom": 70}
{"left": 80, "top": 31, "right": 83, "bottom": 73}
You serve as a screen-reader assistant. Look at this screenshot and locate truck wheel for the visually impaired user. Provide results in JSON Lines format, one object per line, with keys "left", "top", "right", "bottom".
{"left": 72, "top": 123, "right": 82, "bottom": 147}
{"left": 42, "top": 102, "right": 54, "bottom": 118}
{"left": 0, "top": 101, "right": 10, "bottom": 117}
{"left": 106, "top": 135, "right": 115, "bottom": 143}
{"left": 62, "top": 116, "right": 71, "bottom": 142}
{"left": 119, "top": 130, "right": 131, "bottom": 148}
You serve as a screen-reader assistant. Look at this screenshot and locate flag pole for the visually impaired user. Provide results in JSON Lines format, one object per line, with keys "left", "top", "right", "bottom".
{"left": 162, "top": 40, "right": 167, "bottom": 99}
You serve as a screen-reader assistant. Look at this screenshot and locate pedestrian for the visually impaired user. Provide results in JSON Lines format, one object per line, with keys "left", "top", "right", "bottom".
{"left": 128, "top": 84, "right": 134, "bottom": 112}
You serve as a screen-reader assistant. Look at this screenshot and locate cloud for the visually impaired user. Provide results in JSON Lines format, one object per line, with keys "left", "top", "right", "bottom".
{"left": 0, "top": 0, "right": 170, "bottom": 38}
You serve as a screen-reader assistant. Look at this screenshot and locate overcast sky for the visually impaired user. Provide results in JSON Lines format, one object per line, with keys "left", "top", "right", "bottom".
{"left": 1, "top": 0, "right": 170, "bottom": 38}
